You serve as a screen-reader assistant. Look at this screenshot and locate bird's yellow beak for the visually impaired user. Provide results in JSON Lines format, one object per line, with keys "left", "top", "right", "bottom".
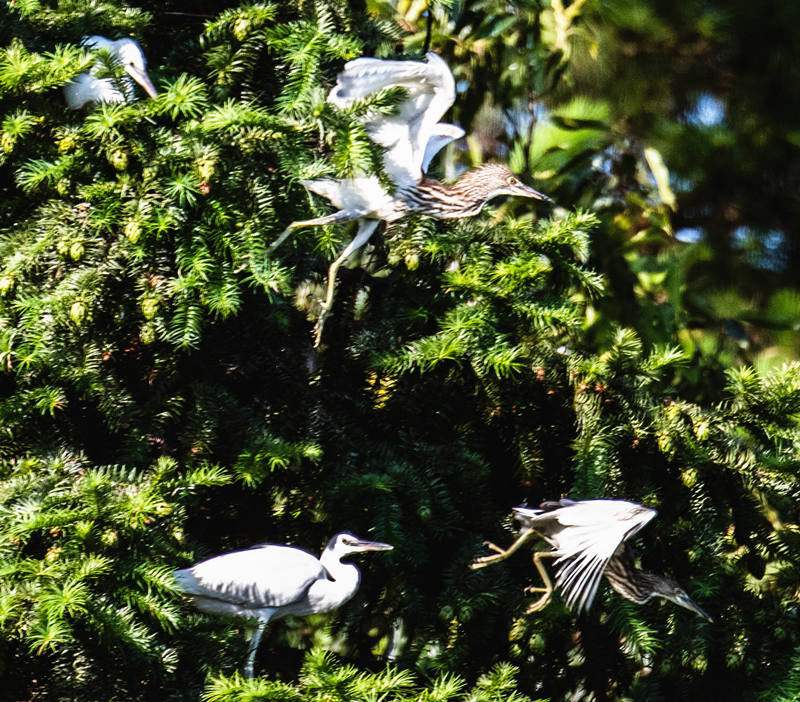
{"left": 126, "top": 65, "right": 158, "bottom": 99}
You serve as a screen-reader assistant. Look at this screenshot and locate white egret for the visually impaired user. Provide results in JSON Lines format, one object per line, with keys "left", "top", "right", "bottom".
{"left": 64, "top": 35, "right": 157, "bottom": 110}
{"left": 175, "top": 532, "right": 393, "bottom": 678}
{"left": 472, "top": 499, "right": 711, "bottom": 620}
{"left": 270, "top": 52, "right": 551, "bottom": 345}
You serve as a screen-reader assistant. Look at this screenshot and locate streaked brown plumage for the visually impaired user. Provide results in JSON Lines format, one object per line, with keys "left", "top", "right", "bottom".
{"left": 398, "top": 163, "right": 550, "bottom": 219}
{"left": 471, "top": 499, "right": 712, "bottom": 621}
{"left": 269, "top": 53, "right": 552, "bottom": 346}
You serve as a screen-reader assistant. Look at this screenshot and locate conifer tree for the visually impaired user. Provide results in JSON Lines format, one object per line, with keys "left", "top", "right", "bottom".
{"left": 1, "top": 1, "right": 800, "bottom": 701}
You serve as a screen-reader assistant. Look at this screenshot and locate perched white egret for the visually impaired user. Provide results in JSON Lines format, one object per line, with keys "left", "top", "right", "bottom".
{"left": 472, "top": 499, "right": 711, "bottom": 620}
{"left": 175, "top": 532, "right": 393, "bottom": 678}
{"left": 64, "top": 35, "right": 157, "bottom": 110}
{"left": 270, "top": 52, "right": 551, "bottom": 345}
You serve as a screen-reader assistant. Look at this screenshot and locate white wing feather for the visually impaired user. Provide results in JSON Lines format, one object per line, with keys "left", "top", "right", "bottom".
{"left": 327, "top": 52, "right": 457, "bottom": 188}
{"left": 299, "top": 176, "right": 399, "bottom": 218}
{"left": 550, "top": 502, "right": 656, "bottom": 612}
{"left": 421, "top": 123, "right": 465, "bottom": 172}
{"left": 515, "top": 500, "right": 656, "bottom": 613}
{"left": 174, "top": 544, "right": 328, "bottom": 609}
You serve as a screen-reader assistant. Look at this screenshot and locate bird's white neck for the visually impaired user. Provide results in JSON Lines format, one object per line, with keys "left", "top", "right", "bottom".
{"left": 305, "top": 550, "right": 361, "bottom": 613}
{"left": 320, "top": 550, "right": 361, "bottom": 588}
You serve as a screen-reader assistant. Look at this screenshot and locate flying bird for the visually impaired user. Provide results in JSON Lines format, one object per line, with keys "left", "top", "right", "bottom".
{"left": 174, "top": 532, "right": 393, "bottom": 678}
{"left": 270, "top": 52, "right": 551, "bottom": 345}
{"left": 471, "top": 499, "right": 711, "bottom": 620}
{"left": 64, "top": 36, "right": 157, "bottom": 110}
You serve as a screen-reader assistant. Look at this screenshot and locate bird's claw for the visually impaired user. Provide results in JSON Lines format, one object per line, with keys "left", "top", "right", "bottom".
{"left": 525, "top": 592, "right": 552, "bottom": 613}
{"left": 313, "top": 304, "right": 332, "bottom": 348}
{"left": 523, "top": 585, "right": 548, "bottom": 595}
{"left": 469, "top": 542, "right": 512, "bottom": 569}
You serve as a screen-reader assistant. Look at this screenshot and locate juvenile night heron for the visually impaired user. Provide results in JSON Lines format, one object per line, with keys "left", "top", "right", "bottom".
{"left": 471, "top": 499, "right": 711, "bottom": 620}
{"left": 174, "top": 532, "right": 392, "bottom": 678}
{"left": 270, "top": 52, "right": 551, "bottom": 345}
{"left": 64, "top": 36, "right": 157, "bottom": 109}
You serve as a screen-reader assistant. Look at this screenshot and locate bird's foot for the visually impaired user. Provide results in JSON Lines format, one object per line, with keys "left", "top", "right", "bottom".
{"left": 524, "top": 587, "right": 552, "bottom": 613}
{"left": 312, "top": 304, "right": 332, "bottom": 348}
{"left": 469, "top": 542, "right": 511, "bottom": 569}
{"left": 523, "top": 585, "right": 548, "bottom": 595}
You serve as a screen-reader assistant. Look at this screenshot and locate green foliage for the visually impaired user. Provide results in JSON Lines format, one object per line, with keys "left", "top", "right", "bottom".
{"left": 381, "top": 210, "right": 601, "bottom": 377}
{"left": 0, "top": 454, "right": 234, "bottom": 698}
{"left": 0, "top": 40, "right": 90, "bottom": 96}
{"left": 0, "top": 0, "right": 799, "bottom": 700}
{"left": 201, "top": 648, "right": 539, "bottom": 702}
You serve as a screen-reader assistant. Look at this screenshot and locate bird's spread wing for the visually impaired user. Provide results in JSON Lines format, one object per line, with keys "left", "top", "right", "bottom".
{"left": 420, "top": 123, "right": 465, "bottom": 173}
{"left": 549, "top": 501, "right": 657, "bottom": 613}
{"left": 175, "top": 545, "right": 328, "bottom": 609}
{"left": 328, "top": 52, "right": 457, "bottom": 188}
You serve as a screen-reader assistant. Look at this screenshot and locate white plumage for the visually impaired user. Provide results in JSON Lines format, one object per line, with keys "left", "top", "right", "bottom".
{"left": 512, "top": 500, "right": 656, "bottom": 613}
{"left": 421, "top": 123, "right": 467, "bottom": 173}
{"left": 176, "top": 544, "right": 328, "bottom": 613}
{"left": 268, "top": 53, "right": 468, "bottom": 346}
{"left": 64, "top": 35, "right": 157, "bottom": 110}
{"left": 298, "top": 176, "right": 404, "bottom": 222}
{"left": 473, "top": 498, "right": 710, "bottom": 621}
{"left": 326, "top": 52, "right": 463, "bottom": 189}
{"left": 271, "top": 52, "right": 550, "bottom": 346}
{"left": 175, "top": 532, "right": 392, "bottom": 678}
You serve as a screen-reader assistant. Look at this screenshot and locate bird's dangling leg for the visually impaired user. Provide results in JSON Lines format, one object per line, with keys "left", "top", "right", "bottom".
{"left": 470, "top": 528, "right": 536, "bottom": 570}
{"left": 243, "top": 618, "right": 268, "bottom": 679}
{"left": 268, "top": 210, "right": 355, "bottom": 255}
{"left": 313, "top": 219, "right": 379, "bottom": 347}
{"left": 525, "top": 551, "right": 556, "bottom": 613}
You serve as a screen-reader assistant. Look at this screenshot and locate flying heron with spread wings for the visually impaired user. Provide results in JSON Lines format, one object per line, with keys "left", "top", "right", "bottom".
{"left": 471, "top": 499, "right": 711, "bottom": 620}
{"left": 270, "top": 52, "right": 551, "bottom": 345}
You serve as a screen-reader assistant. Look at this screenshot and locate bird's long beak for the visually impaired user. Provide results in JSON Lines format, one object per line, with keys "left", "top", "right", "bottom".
{"left": 517, "top": 183, "right": 553, "bottom": 203}
{"left": 671, "top": 591, "right": 713, "bottom": 622}
{"left": 126, "top": 65, "right": 158, "bottom": 99}
{"left": 354, "top": 539, "right": 393, "bottom": 552}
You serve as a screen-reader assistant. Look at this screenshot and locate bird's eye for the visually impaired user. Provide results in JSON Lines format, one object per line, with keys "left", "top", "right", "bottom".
{"left": 507, "top": 176, "right": 518, "bottom": 185}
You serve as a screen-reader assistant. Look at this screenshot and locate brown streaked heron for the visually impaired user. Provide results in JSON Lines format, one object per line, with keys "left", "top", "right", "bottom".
{"left": 269, "top": 52, "right": 551, "bottom": 346}
{"left": 471, "top": 499, "right": 711, "bottom": 620}
{"left": 64, "top": 36, "right": 157, "bottom": 110}
{"left": 174, "top": 532, "right": 392, "bottom": 678}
